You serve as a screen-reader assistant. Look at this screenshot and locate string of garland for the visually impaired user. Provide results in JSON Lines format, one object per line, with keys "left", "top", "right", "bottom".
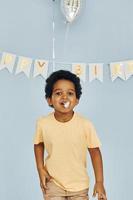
{"left": 0, "top": 51, "right": 133, "bottom": 82}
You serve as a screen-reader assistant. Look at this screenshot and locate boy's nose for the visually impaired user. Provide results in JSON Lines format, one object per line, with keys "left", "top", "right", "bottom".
{"left": 62, "top": 93, "right": 67, "bottom": 99}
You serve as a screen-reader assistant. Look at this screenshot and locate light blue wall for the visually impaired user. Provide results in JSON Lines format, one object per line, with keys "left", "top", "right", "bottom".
{"left": 0, "top": 0, "right": 133, "bottom": 200}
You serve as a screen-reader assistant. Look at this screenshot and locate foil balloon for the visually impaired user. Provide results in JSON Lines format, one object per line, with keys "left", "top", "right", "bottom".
{"left": 61, "top": 0, "right": 81, "bottom": 23}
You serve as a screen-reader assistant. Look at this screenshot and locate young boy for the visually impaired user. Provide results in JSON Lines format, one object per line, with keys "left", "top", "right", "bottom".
{"left": 34, "top": 70, "right": 107, "bottom": 200}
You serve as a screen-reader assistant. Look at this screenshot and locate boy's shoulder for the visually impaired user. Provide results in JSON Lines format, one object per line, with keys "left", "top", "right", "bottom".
{"left": 76, "top": 113, "right": 97, "bottom": 131}
{"left": 36, "top": 112, "right": 53, "bottom": 124}
{"left": 75, "top": 112, "right": 93, "bottom": 124}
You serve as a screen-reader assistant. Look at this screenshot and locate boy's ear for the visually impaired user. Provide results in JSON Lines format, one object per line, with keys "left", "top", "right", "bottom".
{"left": 47, "top": 98, "right": 52, "bottom": 106}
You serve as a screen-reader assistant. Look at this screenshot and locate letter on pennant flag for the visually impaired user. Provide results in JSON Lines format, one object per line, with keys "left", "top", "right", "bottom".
{"left": 110, "top": 62, "right": 126, "bottom": 81}
{"left": 89, "top": 63, "right": 103, "bottom": 82}
{"left": 16, "top": 56, "right": 32, "bottom": 78}
{"left": 33, "top": 59, "right": 48, "bottom": 78}
{"left": 0, "top": 52, "right": 16, "bottom": 73}
{"left": 124, "top": 61, "right": 133, "bottom": 80}
{"left": 72, "top": 63, "right": 86, "bottom": 82}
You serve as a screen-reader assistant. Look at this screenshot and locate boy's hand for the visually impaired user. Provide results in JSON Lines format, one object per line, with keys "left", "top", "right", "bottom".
{"left": 93, "top": 182, "right": 107, "bottom": 200}
{"left": 38, "top": 167, "right": 52, "bottom": 193}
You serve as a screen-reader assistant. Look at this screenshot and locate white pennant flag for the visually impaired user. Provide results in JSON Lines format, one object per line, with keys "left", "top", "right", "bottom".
{"left": 16, "top": 56, "right": 32, "bottom": 78}
{"left": 89, "top": 63, "right": 103, "bottom": 82}
{"left": 33, "top": 59, "right": 48, "bottom": 78}
{"left": 72, "top": 63, "right": 86, "bottom": 82}
{"left": 124, "top": 60, "right": 133, "bottom": 80}
{"left": 110, "top": 62, "right": 126, "bottom": 81}
{"left": 0, "top": 52, "right": 16, "bottom": 73}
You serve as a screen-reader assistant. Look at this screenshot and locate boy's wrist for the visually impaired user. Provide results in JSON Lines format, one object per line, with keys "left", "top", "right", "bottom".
{"left": 95, "top": 180, "right": 104, "bottom": 184}
{"left": 37, "top": 164, "right": 45, "bottom": 171}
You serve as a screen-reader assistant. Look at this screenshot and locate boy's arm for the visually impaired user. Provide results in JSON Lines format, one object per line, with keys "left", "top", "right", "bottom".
{"left": 88, "top": 147, "right": 107, "bottom": 200}
{"left": 88, "top": 147, "right": 104, "bottom": 183}
{"left": 34, "top": 142, "right": 44, "bottom": 170}
{"left": 34, "top": 143, "right": 51, "bottom": 192}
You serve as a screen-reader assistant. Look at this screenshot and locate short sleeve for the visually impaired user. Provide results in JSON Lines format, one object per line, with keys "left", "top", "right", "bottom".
{"left": 33, "top": 118, "right": 44, "bottom": 144}
{"left": 85, "top": 120, "right": 102, "bottom": 148}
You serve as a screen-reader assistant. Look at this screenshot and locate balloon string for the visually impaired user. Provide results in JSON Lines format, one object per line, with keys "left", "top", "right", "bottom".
{"left": 52, "top": 0, "right": 56, "bottom": 71}
{"left": 63, "top": 23, "right": 70, "bottom": 59}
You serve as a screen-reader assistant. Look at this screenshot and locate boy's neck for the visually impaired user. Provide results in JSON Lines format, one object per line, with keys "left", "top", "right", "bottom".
{"left": 54, "top": 110, "right": 74, "bottom": 122}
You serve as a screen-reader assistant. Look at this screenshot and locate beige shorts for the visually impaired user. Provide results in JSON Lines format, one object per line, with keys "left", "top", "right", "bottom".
{"left": 43, "top": 179, "right": 89, "bottom": 200}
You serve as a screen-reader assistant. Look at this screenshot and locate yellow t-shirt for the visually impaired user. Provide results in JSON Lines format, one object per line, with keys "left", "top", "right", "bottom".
{"left": 33, "top": 112, "right": 101, "bottom": 192}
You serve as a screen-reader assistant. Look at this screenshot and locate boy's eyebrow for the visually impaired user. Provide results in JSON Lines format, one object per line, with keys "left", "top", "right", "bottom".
{"left": 53, "top": 89, "right": 75, "bottom": 92}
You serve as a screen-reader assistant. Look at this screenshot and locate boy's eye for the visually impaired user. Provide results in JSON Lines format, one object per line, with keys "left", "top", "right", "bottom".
{"left": 54, "top": 92, "right": 62, "bottom": 96}
{"left": 53, "top": 91, "right": 75, "bottom": 96}
{"left": 68, "top": 92, "right": 74, "bottom": 96}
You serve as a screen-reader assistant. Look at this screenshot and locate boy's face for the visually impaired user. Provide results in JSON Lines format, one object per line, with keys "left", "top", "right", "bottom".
{"left": 47, "top": 79, "right": 79, "bottom": 113}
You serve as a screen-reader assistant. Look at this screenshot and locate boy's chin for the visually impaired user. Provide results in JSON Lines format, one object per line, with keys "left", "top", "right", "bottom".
{"left": 54, "top": 108, "right": 74, "bottom": 113}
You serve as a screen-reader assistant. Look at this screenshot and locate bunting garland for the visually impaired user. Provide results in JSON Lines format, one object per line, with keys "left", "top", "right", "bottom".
{"left": 33, "top": 59, "right": 49, "bottom": 78}
{"left": 89, "top": 63, "right": 103, "bottom": 82}
{"left": 124, "top": 60, "right": 133, "bottom": 80}
{"left": 0, "top": 51, "right": 133, "bottom": 82}
{"left": 0, "top": 52, "right": 16, "bottom": 73}
{"left": 72, "top": 63, "right": 86, "bottom": 82}
{"left": 110, "top": 62, "right": 126, "bottom": 81}
{"left": 15, "top": 56, "right": 33, "bottom": 78}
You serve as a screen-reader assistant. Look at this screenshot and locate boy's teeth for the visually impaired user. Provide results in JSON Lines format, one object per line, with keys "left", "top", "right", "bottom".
{"left": 64, "top": 102, "right": 70, "bottom": 108}
{"left": 60, "top": 101, "right": 70, "bottom": 108}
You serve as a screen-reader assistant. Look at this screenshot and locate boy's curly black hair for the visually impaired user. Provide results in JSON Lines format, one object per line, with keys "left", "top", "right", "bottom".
{"left": 45, "top": 70, "right": 82, "bottom": 99}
